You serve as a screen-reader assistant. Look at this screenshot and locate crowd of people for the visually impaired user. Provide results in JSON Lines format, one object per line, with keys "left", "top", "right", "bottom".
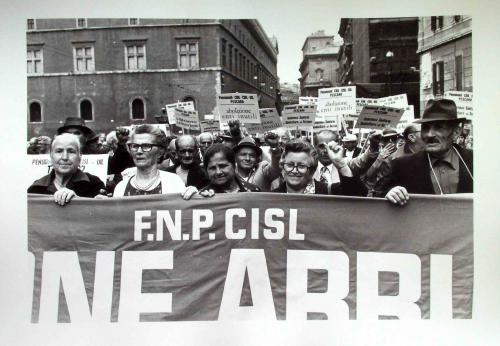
{"left": 27, "top": 98, "right": 473, "bottom": 207}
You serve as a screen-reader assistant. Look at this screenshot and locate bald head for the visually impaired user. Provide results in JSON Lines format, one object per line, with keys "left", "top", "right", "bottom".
{"left": 176, "top": 135, "right": 197, "bottom": 168}
{"left": 403, "top": 123, "right": 421, "bottom": 140}
{"left": 316, "top": 130, "right": 339, "bottom": 144}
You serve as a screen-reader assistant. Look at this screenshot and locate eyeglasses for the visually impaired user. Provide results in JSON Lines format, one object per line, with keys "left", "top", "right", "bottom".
{"left": 127, "top": 143, "right": 161, "bottom": 152}
{"left": 282, "top": 162, "right": 311, "bottom": 173}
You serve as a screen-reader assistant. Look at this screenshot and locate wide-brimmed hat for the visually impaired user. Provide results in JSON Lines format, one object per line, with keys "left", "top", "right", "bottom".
{"left": 57, "top": 117, "right": 93, "bottom": 138}
{"left": 381, "top": 127, "right": 398, "bottom": 138}
{"left": 414, "top": 99, "right": 465, "bottom": 123}
{"left": 342, "top": 134, "right": 357, "bottom": 142}
{"left": 233, "top": 137, "right": 262, "bottom": 156}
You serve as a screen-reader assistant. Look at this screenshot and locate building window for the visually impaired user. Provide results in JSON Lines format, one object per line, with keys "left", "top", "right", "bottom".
{"left": 234, "top": 49, "right": 238, "bottom": 74}
{"left": 29, "top": 101, "right": 42, "bottom": 123}
{"left": 316, "top": 68, "right": 324, "bottom": 81}
{"left": 454, "top": 15, "right": 461, "bottom": 23}
{"left": 432, "top": 61, "right": 445, "bottom": 95}
{"left": 27, "top": 19, "right": 35, "bottom": 30}
{"left": 177, "top": 42, "right": 199, "bottom": 69}
{"left": 79, "top": 99, "right": 93, "bottom": 121}
{"left": 228, "top": 44, "right": 233, "bottom": 72}
{"left": 73, "top": 46, "right": 95, "bottom": 72}
{"left": 129, "top": 18, "right": 139, "bottom": 25}
{"left": 76, "top": 18, "right": 87, "bottom": 28}
{"left": 431, "top": 16, "right": 444, "bottom": 31}
{"left": 242, "top": 57, "right": 246, "bottom": 81}
{"left": 182, "top": 96, "right": 196, "bottom": 109}
{"left": 221, "top": 39, "right": 227, "bottom": 68}
{"left": 27, "top": 48, "right": 43, "bottom": 74}
{"left": 125, "top": 44, "right": 146, "bottom": 70}
{"left": 131, "top": 98, "right": 146, "bottom": 119}
{"left": 455, "top": 55, "right": 463, "bottom": 91}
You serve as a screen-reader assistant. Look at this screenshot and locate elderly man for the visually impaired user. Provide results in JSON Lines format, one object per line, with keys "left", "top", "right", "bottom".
{"left": 165, "top": 135, "right": 209, "bottom": 189}
{"left": 233, "top": 134, "right": 281, "bottom": 191}
{"left": 197, "top": 132, "right": 214, "bottom": 157}
{"left": 393, "top": 123, "right": 425, "bottom": 159}
{"left": 57, "top": 117, "right": 94, "bottom": 149}
{"left": 28, "top": 133, "right": 105, "bottom": 205}
{"left": 385, "top": 99, "right": 473, "bottom": 205}
{"left": 342, "top": 134, "right": 361, "bottom": 161}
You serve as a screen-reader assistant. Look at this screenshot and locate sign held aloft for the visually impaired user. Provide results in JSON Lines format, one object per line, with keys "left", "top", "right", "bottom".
{"left": 245, "top": 108, "right": 282, "bottom": 134}
{"left": 282, "top": 104, "right": 316, "bottom": 129}
{"left": 200, "top": 120, "right": 220, "bottom": 133}
{"left": 444, "top": 91, "right": 473, "bottom": 119}
{"left": 355, "top": 105, "right": 405, "bottom": 130}
{"left": 174, "top": 108, "right": 200, "bottom": 131}
{"left": 165, "top": 101, "right": 195, "bottom": 125}
{"left": 216, "top": 93, "right": 260, "bottom": 124}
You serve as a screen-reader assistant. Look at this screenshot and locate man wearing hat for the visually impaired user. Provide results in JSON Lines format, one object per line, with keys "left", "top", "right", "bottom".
{"left": 233, "top": 133, "right": 281, "bottom": 192}
{"left": 57, "top": 117, "right": 95, "bottom": 148}
{"left": 342, "top": 134, "right": 362, "bottom": 161}
{"left": 385, "top": 99, "right": 473, "bottom": 205}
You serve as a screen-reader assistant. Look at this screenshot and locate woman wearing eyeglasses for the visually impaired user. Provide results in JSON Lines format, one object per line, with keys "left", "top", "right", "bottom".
{"left": 113, "top": 125, "right": 186, "bottom": 197}
{"left": 271, "top": 139, "right": 365, "bottom": 196}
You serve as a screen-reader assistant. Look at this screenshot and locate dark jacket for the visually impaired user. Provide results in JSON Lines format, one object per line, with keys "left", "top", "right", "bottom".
{"left": 165, "top": 163, "right": 210, "bottom": 189}
{"left": 385, "top": 146, "right": 473, "bottom": 194}
{"left": 272, "top": 176, "right": 366, "bottom": 196}
{"left": 200, "top": 175, "right": 261, "bottom": 193}
{"left": 28, "top": 169, "right": 105, "bottom": 198}
{"left": 344, "top": 147, "right": 362, "bottom": 159}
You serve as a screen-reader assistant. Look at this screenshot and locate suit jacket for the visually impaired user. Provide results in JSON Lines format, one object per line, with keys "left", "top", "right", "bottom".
{"left": 165, "top": 163, "right": 209, "bottom": 189}
{"left": 386, "top": 146, "right": 473, "bottom": 194}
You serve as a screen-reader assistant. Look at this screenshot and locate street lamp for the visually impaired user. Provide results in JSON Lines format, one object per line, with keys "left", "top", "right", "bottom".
{"left": 385, "top": 50, "right": 394, "bottom": 96}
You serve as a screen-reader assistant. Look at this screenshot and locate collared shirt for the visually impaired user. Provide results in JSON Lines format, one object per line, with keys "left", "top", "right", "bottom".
{"left": 28, "top": 169, "right": 104, "bottom": 198}
{"left": 313, "top": 162, "right": 340, "bottom": 185}
{"left": 429, "top": 148, "right": 460, "bottom": 194}
{"left": 175, "top": 165, "right": 189, "bottom": 185}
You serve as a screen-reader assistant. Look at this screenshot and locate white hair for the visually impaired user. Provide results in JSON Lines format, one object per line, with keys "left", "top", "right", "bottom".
{"left": 51, "top": 133, "right": 82, "bottom": 153}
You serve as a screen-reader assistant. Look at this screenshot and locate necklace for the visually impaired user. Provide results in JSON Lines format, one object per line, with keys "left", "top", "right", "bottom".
{"left": 133, "top": 171, "right": 160, "bottom": 191}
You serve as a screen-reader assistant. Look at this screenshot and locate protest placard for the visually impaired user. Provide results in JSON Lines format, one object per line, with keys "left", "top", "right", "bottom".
{"left": 444, "top": 91, "right": 473, "bottom": 119}
{"left": 174, "top": 108, "right": 200, "bottom": 131}
{"left": 378, "top": 94, "right": 408, "bottom": 108}
{"left": 27, "top": 193, "right": 473, "bottom": 323}
{"left": 352, "top": 98, "right": 380, "bottom": 121}
{"left": 316, "top": 86, "right": 356, "bottom": 123}
{"left": 200, "top": 120, "right": 220, "bottom": 133}
{"left": 282, "top": 104, "right": 316, "bottom": 129}
{"left": 355, "top": 105, "right": 405, "bottom": 130}
{"left": 216, "top": 93, "right": 260, "bottom": 124}
{"left": 165, "top": 101, "right": 195, "bottom": 124}
{"left": 396, "top": 106, "right": 415, "bottom": 132}
{"left": 244, "top": 108, "right": 282, "bottom": 134}
{"left": 122, "top": 124, "right": 169, "bottom": 136}
{"left": 298, "top": 96, "right": 318, "bottom": 105}
{"left": 27, "top": 154, "right": 109, "bottom": 187}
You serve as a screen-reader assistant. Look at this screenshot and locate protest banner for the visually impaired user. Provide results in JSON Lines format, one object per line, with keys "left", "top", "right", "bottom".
{"left": 282, "top": 104, "right": 316, "bottom": 129}
{"left": 216, "top": 93, "right": 260, "bottom": 124}
{"left": 165, "top": 101, "right": 195, "bottom": 125}
{"left": 27, "top": 154, "right": 109, "bottom": 187}
{"left": 200, "top": 120, "right": 220, "bottom": 133}
{"left": 378, "top": 94, "right": 409, "bottom": 108}
{"left": 174, "top": 108, "right": 200, "bottom": 131}
{"left": 396, "top": 106, "right": 416, "bottom": 132}
{"left": 444, "top": 91, "right": 473, "bottom": 119}
{"left": 299, "top": 96, "right": 318, "bottom": 105}
{"left": 355, "top": 105, "right": 405, "bottom": 130}
{"left": 28, "top": 193, "right": 472, "bottom": 323}
{"left": 245, "top": 108, "right": 282, "bottom": 134}
{"left": 316, "top": 87, "right": 356, "bottom": 126}
{"left": 352, "top": 98, "right": 380, "bottom": 121}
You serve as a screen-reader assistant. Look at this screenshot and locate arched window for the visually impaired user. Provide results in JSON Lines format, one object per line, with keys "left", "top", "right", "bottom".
{"left": 182, "top": 96, "right": 196, "bottom": 110}
{"left": 131, "top": 98, "right": 145, "bottom": 119}
{"left": 80, "top": 99, "right": 93, "bottom": 121}
{"left": 29, "top": 101, "right": 42, "bottom": 123}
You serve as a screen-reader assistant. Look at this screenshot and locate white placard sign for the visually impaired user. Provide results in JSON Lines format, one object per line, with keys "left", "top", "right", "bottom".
{"left": 216, "top": 93, "right": 260, "bottom": 124}
{"left": 200, "top": 120, "right": 220, "bottom": 133}
{"left": 354, "top": 98, "right": 380, "bottom": 118}
{"left": 175, "top": 108, "right": 200, "bottom": 131}
{"left": 282, "top": 104, "right": 316, "bottom": 129}
{"left": 244, "top": 108, "right": 283, "bottom": 134}
{"left": 165, "top": 101, "right": 195, "bottom": 124}
{"left": 317, "top": 86, "right": 356, "bottom": 122}
{"left": 444, "top": 91, "right": 473, "bottom": 119}
{"left": 378, "top": 94, "right": 408, "bottom": 108}
{"left": 355, "top": 105, "right": 405, "bottom": 130}
{"left": 27, "top": 154, "right": 109, "bottom": 188}
{"left": 396, "top": 106, "right": 415, "bottom": 132}
{"left": 299, "top": 96, "right": 318, "bottom": 105}
{"left": 312, "top": 119, "right": 339, "bottom": 133}
{"left": 122, "top": 124, "right": 169, "bottom": 136}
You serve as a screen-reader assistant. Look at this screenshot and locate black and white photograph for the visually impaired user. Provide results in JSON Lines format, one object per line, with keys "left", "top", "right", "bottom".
{"left": 1, "top": 0, "right": 499, "bottom": 345}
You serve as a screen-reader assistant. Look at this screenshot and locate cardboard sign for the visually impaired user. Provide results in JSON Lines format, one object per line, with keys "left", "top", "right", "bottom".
{"left": 396, "top": 106, "right": 415, "bottom": 132}
{"left": 352, "top": 98, "right": 380, "bottom": 121}
{"left": 165, "top": 101, "right": 195, "bottom": 124}
{"left": 378, "top": 94, "right": 408, "bottom": 108}
{"left": 216, "top": 93, "right": 260, "bottom": 124}
{"left": 282, "top": 104, "right": 316, "bottom": 129}
{"left": 316, "top": 86, "right": 356, "bottom": 123}
{"left": 244, "top": 108, "right": 282, "bottom": 134}
{"left": 122, "top": 124, "right": 169, "bottom": 136}
{"left": 27, "top": 154, "right": 109, "bottom": 188}
{"left": 200, "top": 120, "right": 220, "bottom": 133}
{"left": 355, "top": 105, "right": 405, "bottom": 130}
{"left": 312, "top": 120, "right": 339, "bottom": 133}
{"left": 444, "top": 91, "right": 473, "bottom": 119}
{"left": 174, "top": 108, "right": 200, "bottom": 131}
{"left": 299, "top": 96, "right": 318, "bottom": 105}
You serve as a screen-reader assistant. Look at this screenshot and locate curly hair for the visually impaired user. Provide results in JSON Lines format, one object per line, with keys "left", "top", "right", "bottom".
{"left": 130, "top": 124, "right": 168, "bottom": 149}
{"left": 203, "top": 143, "right": 236, "bottom": 170}
{"left": 280, "top": 139, "right": 319, "bottom": 172}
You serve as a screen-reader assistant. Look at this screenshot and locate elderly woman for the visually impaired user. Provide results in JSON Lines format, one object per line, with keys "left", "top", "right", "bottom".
{"left": 113, "top": 125, "right": 186, "bottom": 196}
{"left": 28, "top": 133, "right": 105, "bottom": 206}
{"left": 271, "top": 139, "right": 365, "bottom": 196}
